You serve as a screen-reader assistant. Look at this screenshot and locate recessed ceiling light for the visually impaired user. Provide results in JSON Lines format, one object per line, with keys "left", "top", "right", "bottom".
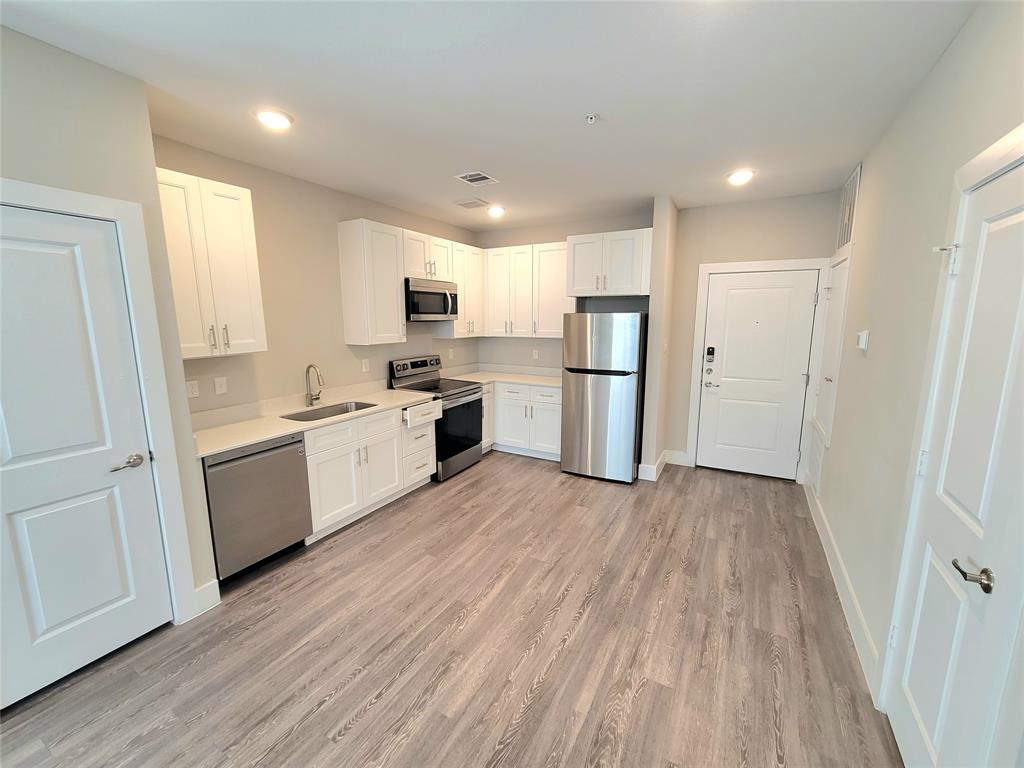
{"left": 256, "top": 109, "right": 293, "bottom": 130}
{"left": 488, "top": 205, "right": 505, "bottom": 219}
{"left": 727, "top": 168, "right": 755, "bottom": 186}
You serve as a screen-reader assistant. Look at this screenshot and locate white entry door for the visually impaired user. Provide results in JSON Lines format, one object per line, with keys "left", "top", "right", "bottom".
{"left": 696, "top": 269, "right": 818, "bottom": 479}
{"left": 1, "top": 205, "right": 172, "bottom": 707}
{"left": 887, "top": 162, "right": 1023, "bottom": 767}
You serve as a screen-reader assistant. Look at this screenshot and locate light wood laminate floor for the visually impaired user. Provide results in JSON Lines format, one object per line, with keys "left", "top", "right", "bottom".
{"left": 1, "top": 454, "right": 902, "bottom": 767}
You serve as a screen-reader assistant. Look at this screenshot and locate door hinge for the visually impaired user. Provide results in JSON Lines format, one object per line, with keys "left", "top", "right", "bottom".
{"left": 813, "top": 291, "right": 819, "bottom": 306}
{"left": 887, "top": 623, "right": 899, "bottom": 650}
{"left": 149, "top": 450, "right": 155, "bottom": 462}
{"left": 803, "top": 372, "right": 810, "bottom": 388}
{"left": 932, "top": 244, "right": 961, "bottom": 276}
{"left": 915, "top": 449, "right": 929, "bottom": 477}
{"left": 796, "top": 449, "right": 802, "bottom": 462}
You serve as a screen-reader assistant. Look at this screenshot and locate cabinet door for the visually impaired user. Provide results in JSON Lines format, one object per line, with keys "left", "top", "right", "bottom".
{"left": 363, "top": 430, "right": 403, "bottom": 506}
{"left": 495, "top": 398, "right": 531, "bottom": 448}
{"left": 450, "top": 243, "right": 471, "bottom": 337}
{"left": 530, "top": 402, "right": 561, "bottom": 455}
{"left": 482, "top": 394, "right": 494, "bottom": 445}
{"left": 485, "top": 248, "right": 511, "bottom": 336}
{"left": 566, "top": 234, "right": 604, "bottom": 296}
{"left": 156, "top": 169, "right": 218, "bottom": 358}
{"left": 403, "top": 230, "right": 430, "bottom": 278}
{"left": 429, "top": 237, "right": 452, "bottom": 281}
{"left": 509, "top": 245, "right": 533, "bottom": 337}
{"left": 365, "top": 221, "right": 406, "bottom": 344}
{"left": 602, "top": 229, "right": 645, "bottom": 295}
{"left": 197, "top": 179, "right": 267, "bottom": 354}
{"left": 307, "top": 443, "right": 363, "bottom": 532}
{"left": 533, "top": 242, "right": 573, "bottom": 338}
{"left": 467, "top": 247, "right": 485, "bottom": 336}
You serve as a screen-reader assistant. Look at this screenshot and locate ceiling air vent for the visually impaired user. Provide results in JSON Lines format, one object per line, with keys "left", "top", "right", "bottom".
{"left": 455, "top": 171, "right": 499, "bottom": 187}
{"left": 455, "top": 198, "right": 490, "bottom": 209}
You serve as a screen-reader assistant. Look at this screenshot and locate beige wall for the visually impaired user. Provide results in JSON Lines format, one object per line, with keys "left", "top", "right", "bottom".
{"left": 475, "top": 208, "right": 653, "bottom": 249}
{"left": 817, "top": 1, "right": 1024, "bottom": 667}
{"left": 153, "top": 137, "right": 479, "bottom": 412}
{"left": 0, "top": 30, "right": 217, "bottom": 587}
{"left": 478, "top": 337, "right": 562, "bottom": 370}
{"left": 664, "top": 191, "right": 840, "bottom": 452}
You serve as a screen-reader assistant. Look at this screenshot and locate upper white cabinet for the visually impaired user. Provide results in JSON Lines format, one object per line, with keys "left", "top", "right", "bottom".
{"left": 450, "top": 242, "right": 484, "bottom": 337}
{"left": 338, "top": 219, "right": 406, "bottom": 345}
{"left": 157, "top": 168, "right": 267, "bottom": 358}
{"left": 485, "top": 243, "right": 573, "bottom": 338}
{"left": 403, "top": 229, "right": 451, "bottom": 280}
{"left": 566, "top": 227, "right": 652, "bottom": 297}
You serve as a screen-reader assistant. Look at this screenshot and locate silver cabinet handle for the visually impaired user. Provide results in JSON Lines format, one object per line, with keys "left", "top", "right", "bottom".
{"left": 510, "top": 321, "right": 513, "bottom": 334}
{"left": 530, "top": 405, "right": 534, "bottom": 418}
{"left": 208, "top": 325, "right": 218, "bottom": 349}
{"left": 356, "top": 447, "right": 361, "bottom": 466}
{"left": 952, "top": 559, "right": 995, "bottom": 594}
{"left": 603, "top": 275, "right": 608, "bottom": 290}
{"left": 505, "top": 320, "right": 508, "bottom": 335}
{"left": 524, "top": 404, "right": 528, "bottom": 418}
{"left": 110, "top": 452, "right": 145, "bottom": 472}
{"left": 362, "top": 446, "right": 369, "bottom": 463}
{"left": 222, "top": 324, "right": 231, "bottom": 349}
{"left": 414, "top": 433, "right": 426, "bottom": 440}
{"left": 415, "top": 462, "right": 428, "bottom": 471}
{"left": 533, "top": 320, "right": 537, "bottom": 335}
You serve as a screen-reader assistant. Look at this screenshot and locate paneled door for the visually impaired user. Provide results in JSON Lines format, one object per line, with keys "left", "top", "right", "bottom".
{"left": 509, "top": 245, "right": 533, "bottom": 337}
{"left": 887, "top": 161, "right": 1023, "bottom": 767}
{"left": 197, "top": 178, "right": 266, "bottom": 354}
{"left": 533, "top": 242, "right": 573, "bottom": 338}
{"left": 364, "top": 221, "right": 406, "bottom": 345}
{"left": 602, "top": 228, "right": 645, "bottom": 295}
{"left": 485, "top": 248, "right": 511, "bottom": 336}
{"left": 362, "top": 431, "right": 403, "bottom": 506}
{"left": 0, "top": 206, "right": 172, "bottom": 707}
{"left": 466, "top": 247, "right": 485, "bottom": 336}
{"left": 566, "top": 234, "right": 603, "bottom": 296}
{"left": 696, "top": 269, "right": 818, "bottom": 479}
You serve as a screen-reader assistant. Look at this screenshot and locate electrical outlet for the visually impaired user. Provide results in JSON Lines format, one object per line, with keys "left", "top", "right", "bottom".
{"left": 186, "top": 380, "right": 199, "bottom": 399}
{"left": 214, "top": 376, "right": 228, "bottom": 395}
{"left": 361, "top": 359, "right": 370, "bottom": 373}
{"left": 532, "top": 349, "right": 539, "bottom": 360}
{"left": 448, "top": 348, "right": 454, "bottom": 360}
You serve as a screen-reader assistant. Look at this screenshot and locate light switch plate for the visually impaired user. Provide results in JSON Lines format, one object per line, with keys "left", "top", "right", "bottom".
{"left": 856, "top": 330, "right": 870, "bottom": 352}
{"left": 361, "top": 359, "right": 370, "bottom": 373}
{"left": 448, "top": 348, "right": 454, "bottom": 360}
{"left": 532, "top": 349, "right": 539, "bottom": 360}
{"left": 186, "top": 380, "right": 199, "bottom": 399}
{"left": 214, "top": 376, "right": 228, "bottom": 395}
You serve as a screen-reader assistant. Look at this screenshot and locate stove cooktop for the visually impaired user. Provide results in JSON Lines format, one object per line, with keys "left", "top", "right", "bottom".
{"left": 396, "top": 377, "right": 480, "bottom": 398}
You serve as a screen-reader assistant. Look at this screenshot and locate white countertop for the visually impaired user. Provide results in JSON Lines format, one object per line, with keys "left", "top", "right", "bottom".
{"left": 193, "top": 389, "right": 432, "bottom": 458}
{"left": 455, "top": 371, "right": 562, "bottom": 388}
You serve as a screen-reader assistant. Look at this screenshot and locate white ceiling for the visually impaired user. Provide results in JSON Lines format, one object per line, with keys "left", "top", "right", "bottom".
{"left": 3, "top": 2, "right": 973, "bottom": 230}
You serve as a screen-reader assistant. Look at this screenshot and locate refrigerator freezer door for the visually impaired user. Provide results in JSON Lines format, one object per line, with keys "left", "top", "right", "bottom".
{"left": 560, "top": 370, "right": 639, "bottom": 482}
{"left": 563, "top": 312, "right": 642, "bottom": 372}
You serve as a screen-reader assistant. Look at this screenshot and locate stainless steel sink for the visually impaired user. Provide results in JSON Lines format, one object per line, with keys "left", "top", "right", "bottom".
{"left": 281, "top": 402, "right": 374, "bottom": 422}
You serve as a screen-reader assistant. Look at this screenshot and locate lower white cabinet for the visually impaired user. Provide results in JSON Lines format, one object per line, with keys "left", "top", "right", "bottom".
{"left": 306, "top": 424, "right": 403, "bottom": 533}
{"left": 494, "top": 388, "right": 561, "bottom": 457}
{"left": 482, "top": 384, "right": 494, "bottom": 450}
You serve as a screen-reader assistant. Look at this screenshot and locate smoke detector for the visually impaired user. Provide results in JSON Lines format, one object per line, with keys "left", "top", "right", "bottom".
{"left": 584, "top": 113, "right": 599, "bottom": 125}
{"left": 455, "top": 171, "right": 499, "bottom": 186}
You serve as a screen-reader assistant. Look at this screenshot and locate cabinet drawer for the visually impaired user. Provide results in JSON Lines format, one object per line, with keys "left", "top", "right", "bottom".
{"left": 530, "top": 386, "right": 561, "bottom": 404}
{"left": 402, "top": 423, "right": 435, "bottom": 456}
{"left": 496, "top": 382, "right": 529, "bottom": 401}
{"left": 482, "top": 383, "right": 494, "bottom": 395}
{"left": 359, "top": 409, "right": 402, "bottom": 437}
{"left": 403, "top": 399, "right": 442, "bottom": 428}
{"left": 304, "top": 420, "right": 359, "bottom": 455}
{"left": 403, "top": 446, "right": 435, "bottom": 486}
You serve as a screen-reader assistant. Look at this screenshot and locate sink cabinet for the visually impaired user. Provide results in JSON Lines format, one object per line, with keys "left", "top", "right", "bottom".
{"left": 157, "top": 168, "right": 268, "bottom": 358}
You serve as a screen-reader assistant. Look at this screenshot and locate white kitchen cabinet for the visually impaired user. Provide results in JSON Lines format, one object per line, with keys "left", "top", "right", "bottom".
{"left": 157, "top": 168, "right": 267, "bottom": 358}
{"left": 533, "top": 242, "right": 573, "bottom": 338}
{"left": 566, "top": 227, "right": 652, "bottom": 297}
{"left": 509, "top": 246, "right": 533, "bottom": 337}
{"left": 338, "top": 219, "right": 406, "bottom": 345}
{"left": 450, "top": 242, "right": 485, "bottom": 338}
{"left": 363, "top": 430, "right": 403, "bottom": 505}
{"left": 429, "top": 236, "right": 453, "bottom": 281}
{"left": 495, "top": 398, "right": 531, "bottom": 449}
{"left": 482, "top": 386, "right": 494, "bottom": 450}
{"left": 403, "top": 229, "right": 430, "bottom": 279}
{"left": 485, "top": 248, "right": 512, "bottom": 335}
{"left": 307, "top": 442, "right": 363, "bottom": 532}
{"left": 530, "top": 402, "right": 562, "bottom": 454}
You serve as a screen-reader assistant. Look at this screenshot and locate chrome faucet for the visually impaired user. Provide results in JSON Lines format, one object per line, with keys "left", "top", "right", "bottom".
{"left": 305, "top": 364, "right": 325, "bottom": 407}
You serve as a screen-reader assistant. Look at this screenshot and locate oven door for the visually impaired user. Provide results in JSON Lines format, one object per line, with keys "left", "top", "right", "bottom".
{"left": 435, "top": 390, "right": 482, "bottom": 480}
{"left": 406, "top": 278, "right": 459, "bottom": 321}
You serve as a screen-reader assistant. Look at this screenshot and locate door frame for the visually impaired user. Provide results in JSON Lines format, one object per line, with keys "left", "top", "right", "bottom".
{"left": 880, "top": 123, "right": 1024, "bottom": 723}
{"left": 684, "top": 258, "right": 829, "bottom": 478}
{"left": 1, "top": 177, "right": 216, "bottom": 625}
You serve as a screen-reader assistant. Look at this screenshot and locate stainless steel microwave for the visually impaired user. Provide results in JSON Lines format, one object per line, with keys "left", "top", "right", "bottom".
{"left": 405, "top": 278, "right": 459, "bottom": 321}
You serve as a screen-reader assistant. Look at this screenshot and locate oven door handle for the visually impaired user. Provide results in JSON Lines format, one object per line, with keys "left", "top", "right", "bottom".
{"left": 445, "top": 290, "right": 453, "bottom": 317}
{"left": 442, "top": 391, "right": 482, "bottom": 409}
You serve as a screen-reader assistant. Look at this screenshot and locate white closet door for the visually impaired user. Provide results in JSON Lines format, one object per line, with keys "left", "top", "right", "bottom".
{"left": 198, "top": 179, "right": 267, "bottom": 354}
{"left": 485, "top": 248, "right": 511, "bottom": 336}
{"left": 1, "top": 206, "right": 172, "bottom": 707}
{"left": 815, "top": 251, "right": 850, "bottom": 444}
{"left": 509, "top": 245, "right": 533, "bottom": 337}
{"left": 533, "top": 242, "right": 572, "bottom": 338}
{"left": 156, "top": 169, "right": 218, "bottom": 358}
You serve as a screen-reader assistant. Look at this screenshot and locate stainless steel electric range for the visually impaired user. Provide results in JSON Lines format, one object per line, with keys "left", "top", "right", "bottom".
{"left": 389, "top": 355, "right": 483, "bottom": 481}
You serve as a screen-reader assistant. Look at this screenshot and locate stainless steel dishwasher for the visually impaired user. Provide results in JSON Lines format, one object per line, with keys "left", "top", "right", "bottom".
{"left": 202, "top": 433, "right": 312, "bottom": 579}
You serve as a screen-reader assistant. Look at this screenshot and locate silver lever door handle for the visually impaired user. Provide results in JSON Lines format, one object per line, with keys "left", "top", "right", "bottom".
{"left": 952, "top": 559, "right": 995, "bottom": 594}
{"left": 110, "top": 452, "right": 145, "bottom": 472}
{"left": 704, "top": 381, "right": 720, "bottom": 388}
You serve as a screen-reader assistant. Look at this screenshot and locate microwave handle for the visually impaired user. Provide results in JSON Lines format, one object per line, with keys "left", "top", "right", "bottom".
{"left": 445, "top": 290, "right": 453, "bottom": 317}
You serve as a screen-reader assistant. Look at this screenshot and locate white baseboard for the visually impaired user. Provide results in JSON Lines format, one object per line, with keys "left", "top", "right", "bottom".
{"left": 638, "top": 450, "right": 667, "bottom": 481}
{"left": 173, "top": 578, "right": 221, "bottom": 625}
{"left": 664, "top": 450, "right": 694, "bottom": 467}
{"left": 491, "top": 444, "right": 559, "bottom": 462}
{"left": 803, "top": 483, "right": 882, "bottom": 705}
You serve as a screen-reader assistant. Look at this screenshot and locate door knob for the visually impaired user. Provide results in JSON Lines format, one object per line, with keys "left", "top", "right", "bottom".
{"left": 110, "top": 453, "right": 145, "bottom": 472}
{"left": 952, "top": 559, "right": 995, "bottom": 594}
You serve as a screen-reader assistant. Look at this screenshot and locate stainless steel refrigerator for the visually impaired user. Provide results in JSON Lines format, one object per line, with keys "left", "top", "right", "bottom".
{"left": 561, "top": 312, "right": 647, "bottom": 483}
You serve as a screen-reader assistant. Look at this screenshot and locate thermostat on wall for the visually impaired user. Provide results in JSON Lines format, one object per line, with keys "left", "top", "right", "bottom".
{"left": 856, "top": 330, "right": 870, "bottom": 352}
